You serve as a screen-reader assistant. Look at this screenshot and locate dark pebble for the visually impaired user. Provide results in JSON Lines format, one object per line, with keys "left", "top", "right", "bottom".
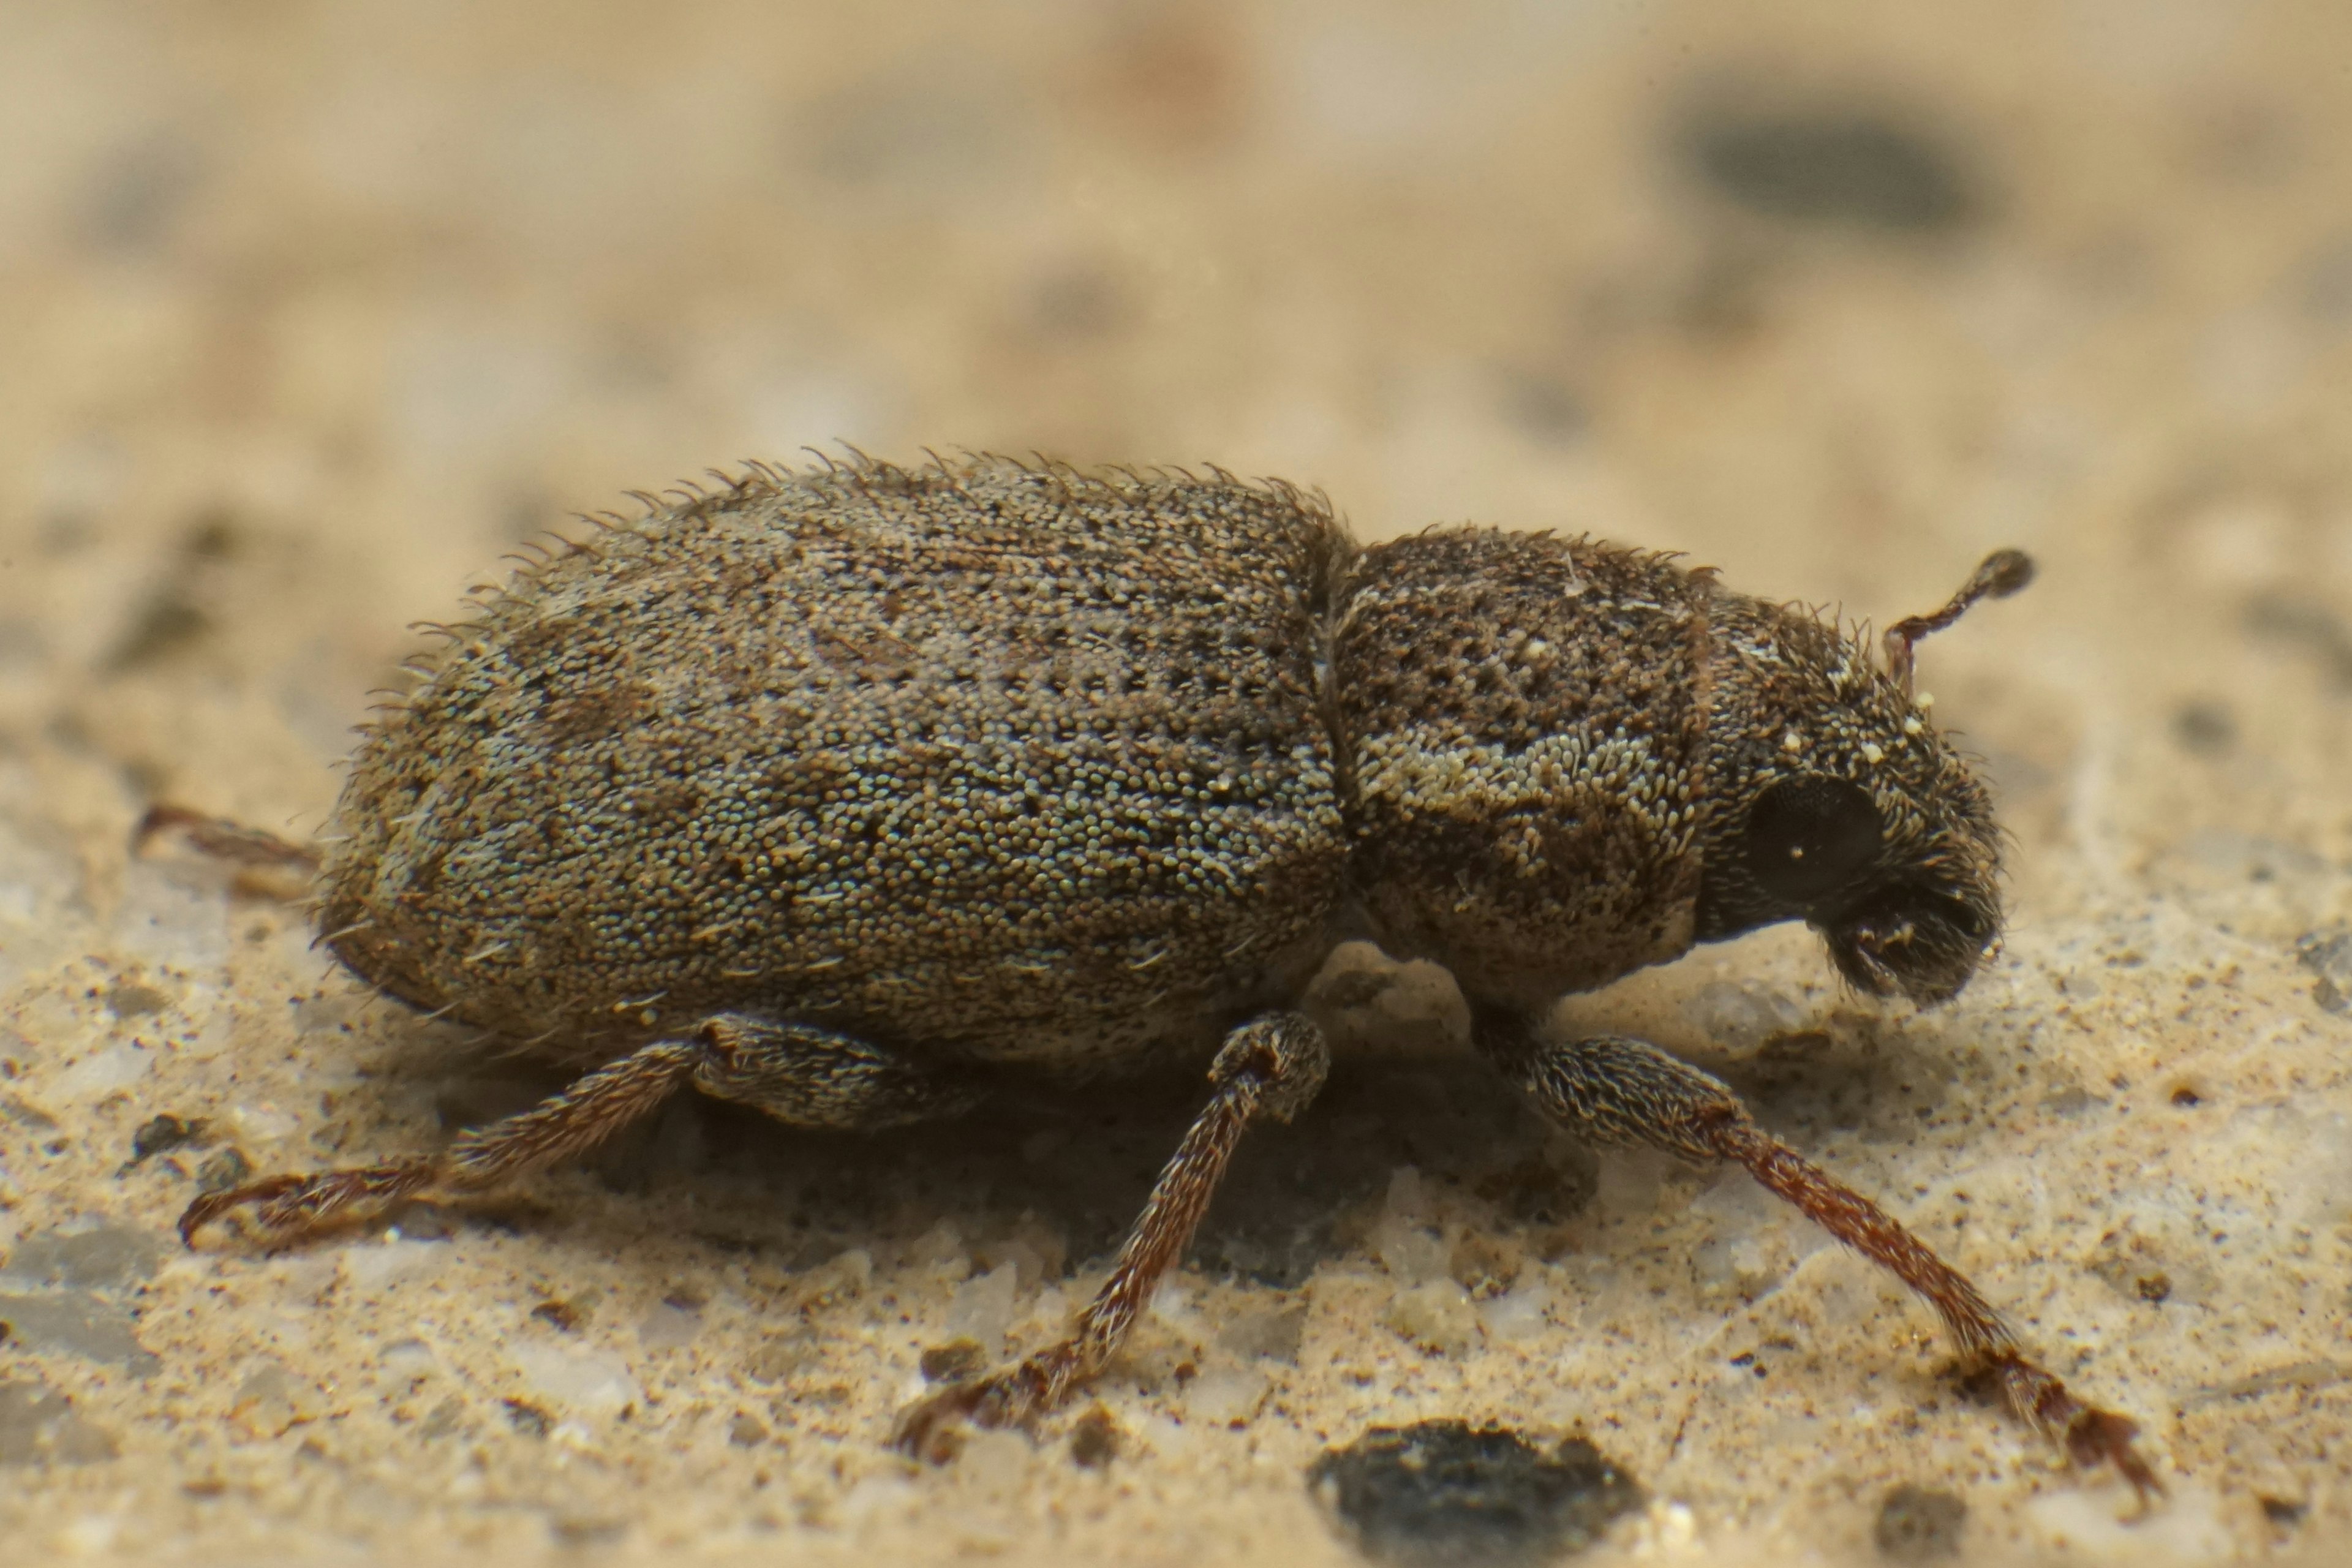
{"left": 1069, "top": 1407, "right": 1121, "bottom": 1469}
{"left": 195, "top": 1147, "right": 253, "bottom": 1194}
{"left": 103, "top": 981, "right": 173, "bottom": 1019}
{"left": 2296, "top": 928, "right": 2352, "bottom": 1016}
{"left": 1873, "top": 1484, "right": 1967, "bottom": 1562}
{"left": 919, "top": 1338, "right": 989, "bottom": 1382}
{"left": 2244, "top": 594, "right": 2352, "bottom": 688}
{"left": 503, "top": 1399, "right": 553, "bottom": 1438}
{"left": 1310, "top": 1420, "right": 1644, "bottom": 1565}
{"left": 548, "top": 1516, "right": 626, "bottom": 1548}
{"left": 2171, "top": 699, "right": 2236, "bottom": 755}
{"left": 2260, "top": 1495, "right": 2307, "bottom": 1529}
{"left": 0, "top": 1095, "right": 59, "bottom": 1133}
{"left": 1684, "top": 109, "right": 1980, "bottom": 233}
{"left": 129, "top": 1114, "right": 203, "bottom": 1164}
{"left": 531, "top": 1299, "right": 585, "bottom": 1333}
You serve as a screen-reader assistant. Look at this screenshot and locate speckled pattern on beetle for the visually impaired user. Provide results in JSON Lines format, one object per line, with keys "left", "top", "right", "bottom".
{"left": 169, "top": 454, "right": 2158, "bottom": 1494}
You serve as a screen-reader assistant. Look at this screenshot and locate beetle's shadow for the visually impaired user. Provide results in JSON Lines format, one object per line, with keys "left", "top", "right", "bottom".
{"left": 395, "top": 950, "right": 1956, "bottom": 1290}
{"left": 579, "top": 1046, "right": 1564, "bottom": 1290}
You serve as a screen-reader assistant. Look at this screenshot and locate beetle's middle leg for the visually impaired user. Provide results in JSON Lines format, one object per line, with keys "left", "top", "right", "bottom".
{"left": 1478, "top": 1013, "right": 2161, "bottom": 1501}
{"left": 179, "top": 1014, "right": 980, "bottom": 1244}
{"left": 892, "top": 1011, "right": 1330, "bottom": 1463}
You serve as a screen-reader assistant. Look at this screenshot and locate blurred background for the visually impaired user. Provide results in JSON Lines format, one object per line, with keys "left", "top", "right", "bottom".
{"left": 4, "top": 0, "right": 2349, "bottom": 896}
{"left": 4, "top": 4, "right": 2352, "bottom": 1561}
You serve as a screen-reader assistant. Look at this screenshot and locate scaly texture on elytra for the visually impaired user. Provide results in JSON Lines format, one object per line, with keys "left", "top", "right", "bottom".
{"left": 322, "top": 458, "right": 1354, "bottom": 1069}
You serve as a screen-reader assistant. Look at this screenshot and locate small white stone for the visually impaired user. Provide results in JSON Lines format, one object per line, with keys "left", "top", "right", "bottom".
{"left": 112, "top": 861, "right": 228, "bottom": 973}
{"left": 511, "top": 1341, "right": 641, "bottom": 1414}
{"left": 1384, "top": 1164, "right": 1430, "bottom": 1219}
{"left": 2025, "top": 1480, "right": 2226, "bottom": 1561}
{"left": 551, "top": 1419, "right": 600, "bottom": 1452}
{"left": 231, "top": 1359, "right": 325, "bottom": 1437}
{"left": 1683, "top": 981, "right": 1802, "bottom": 1055}
{"left": 946, "top": 1261, "right": 1019, "bottom": 1345}
{"left": 1476, "top": 1274, "right": 1553, "bottom": 1342}
{"left": 835, "top": 1471, "right": 915, "bottom": 1528}
{"left": 1372, "top": 1164, "right": 1448, "bottom": 1283}
{"left": 1184, "top": 1364, "right": 1267, "bottom": 1424}
{"left": 53, "top": 1043, "right": 148, "bottom": 1101}
{"left": 1020, "top": 1282, "right": 1069, "bottom": 1333}
{"left": 636, "top": 1298, "right": 703, "bottom": 1352}
{"left": 54, "top": 1515, "right": 123, "bottom": 1556}
{"left": 341, "top": 1237, "right": 447, "bottom": 1293}
{"left": 1382, "top": 1280, "right": 1480, "bottom": 1356}
{"left": 796, "top": 1247, "right": 872, "bottom": 1306}
{"left": 379, "top": 1338, "right": 437, "bottom": 1378}
{"left": 1638, "top": 1499, "right": 1697, "bottom": 1554}
{"left": 911, "top": 1218, "right": 967, "bottom": 1273}
{"left": 1148, "top": 1276, "right": 1207, "bottom": 1336}
{"left": 230, "top": 1101, "right": 299, "bottom": 1143}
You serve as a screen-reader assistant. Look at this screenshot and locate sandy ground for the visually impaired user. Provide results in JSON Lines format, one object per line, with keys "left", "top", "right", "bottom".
{"left": 3, "top": 1, "right": 2351, "bottom": 1562}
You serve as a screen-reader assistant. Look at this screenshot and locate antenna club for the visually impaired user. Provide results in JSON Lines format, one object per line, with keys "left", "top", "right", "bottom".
{"left": 1882, "top": 548, "right": 2037, "bottom": 697}
{"left": 1978, "top": 548, "right": 2035, "bottom": 600}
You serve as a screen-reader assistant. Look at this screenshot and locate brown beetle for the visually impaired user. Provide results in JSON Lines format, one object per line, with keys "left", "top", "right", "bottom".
{"left": 161, "top": 454, "right": 2151, "bottom": 1493}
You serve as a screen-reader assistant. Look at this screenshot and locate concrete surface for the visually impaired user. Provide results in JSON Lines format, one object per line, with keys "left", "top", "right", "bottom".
{"left": 2, "top": 2, "right": 2350, "bottom": 1562}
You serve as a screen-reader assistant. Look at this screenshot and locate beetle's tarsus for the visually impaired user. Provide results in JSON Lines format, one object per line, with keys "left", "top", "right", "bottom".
{"left": 2067, "top": 1408, "right": 2163, "bottom": 1503}
{"left": 178, "top": 1162, "right": 436, "bottom": 1246}
{"left": 1977, "top": 1350, "right": 2164, "bottom": 1503}
{"left": 891, "top": 1357, "right": 1060, "bottom": 1463}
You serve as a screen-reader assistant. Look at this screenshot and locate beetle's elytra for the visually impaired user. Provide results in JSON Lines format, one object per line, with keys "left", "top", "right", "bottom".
{"left": 167, "top": 453, "right": 2153, "bottom": 1491}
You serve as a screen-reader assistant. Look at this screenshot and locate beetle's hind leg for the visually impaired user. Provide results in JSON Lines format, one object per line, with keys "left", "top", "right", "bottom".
{"left": 892, "top": 1011, "right": 1330, "bottom": 1463}
{"left": 134, "top": 803, "right": 324, "bottom": 872}
{"left": 1479, "top": 1016, "right": 2163, "bottom": 1503}
{"left": 134, "top": 804, "right": 323, "bottom": 901}
{"left": 180, "top": 1015, "right": 981, "bottom": 1245}
{"left": 180, "top": 1036, "right": 703, "bottom": 1243}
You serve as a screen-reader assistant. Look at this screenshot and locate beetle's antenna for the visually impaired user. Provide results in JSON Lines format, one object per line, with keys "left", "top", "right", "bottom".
{"left": 1883, "top": 549, "right": 2035, "bottom": 698}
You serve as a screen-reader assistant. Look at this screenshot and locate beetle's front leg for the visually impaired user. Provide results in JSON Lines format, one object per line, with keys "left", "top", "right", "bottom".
{"left": 892, "top": 1012, "right": 1329, "bottom": 1462}
{"left": 1479, "top": 1014, "right": 2161, "bottom": 1501}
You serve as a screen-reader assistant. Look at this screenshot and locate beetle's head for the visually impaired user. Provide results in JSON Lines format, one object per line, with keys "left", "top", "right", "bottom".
{"left": 1694, "top": 552, "right": 2030, "bottom": 1008}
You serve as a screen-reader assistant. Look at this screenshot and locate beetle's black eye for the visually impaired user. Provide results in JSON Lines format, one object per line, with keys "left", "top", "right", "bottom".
{"left": 1744, "top": 775, "right": 1883, "bottom": 907}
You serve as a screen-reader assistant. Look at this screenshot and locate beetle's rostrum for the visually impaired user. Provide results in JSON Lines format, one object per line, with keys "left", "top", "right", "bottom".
{"left": 162, "top": 454, "right": 2149, "bottom": 1494}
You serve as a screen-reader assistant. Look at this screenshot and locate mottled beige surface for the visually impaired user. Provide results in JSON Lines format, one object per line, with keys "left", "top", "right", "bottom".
{"left": 4, "top": 2, "right": 2351, "bottom": 1562}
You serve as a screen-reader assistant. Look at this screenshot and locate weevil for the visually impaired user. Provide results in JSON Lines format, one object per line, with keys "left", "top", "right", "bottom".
{"left": 162, "top": 454, "right": 2154, "bottom": 1491}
